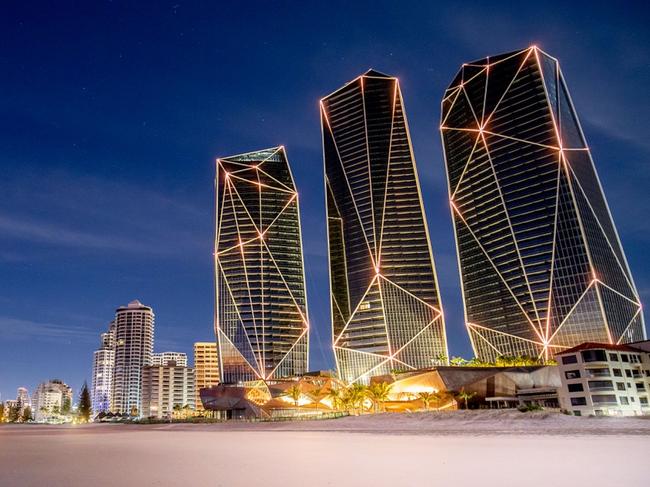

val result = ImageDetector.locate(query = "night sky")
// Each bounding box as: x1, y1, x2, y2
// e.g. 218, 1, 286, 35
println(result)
1, 1, 649, 402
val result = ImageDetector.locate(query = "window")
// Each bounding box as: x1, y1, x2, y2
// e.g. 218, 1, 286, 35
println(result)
622, 354, 629, 363
637, 383, 646, 391
568, 383, 584, 392
586, 368, 610, 378
625, 370, 632, 378
582, 350, 607, 362
588, 380, 613, 391
591, 395, 617, 405
573, 410, 582, 416
620, 397, 629, 405
562, 355, 578, 365
613, 369, 622, 377
565, 370, 580, 380
616, 382, 626, 391
570, 397, 587, 406
640, 397, 648, 406
630, 397, 636, 403
609, 353, 619, 361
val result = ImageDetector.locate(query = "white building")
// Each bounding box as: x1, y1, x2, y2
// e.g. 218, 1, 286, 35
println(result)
152, 352, 187, 367
141, 364, 195, 419
91, 321, 116, 415
111, 300, 154, 415
193, 342, 219, 412
16, 387, 31, 414
557, 341, 650, 416
32, 380, 73, 422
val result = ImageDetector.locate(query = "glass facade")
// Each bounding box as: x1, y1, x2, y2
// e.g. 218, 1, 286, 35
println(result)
215, 147, 309, 383
321, 70, 448, 384
441, 47, 646, 361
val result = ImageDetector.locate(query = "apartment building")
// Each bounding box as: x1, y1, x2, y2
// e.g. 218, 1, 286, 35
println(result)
557, 342, 650, 416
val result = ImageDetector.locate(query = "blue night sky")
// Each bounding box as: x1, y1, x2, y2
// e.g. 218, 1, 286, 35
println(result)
1, 1, 649, 401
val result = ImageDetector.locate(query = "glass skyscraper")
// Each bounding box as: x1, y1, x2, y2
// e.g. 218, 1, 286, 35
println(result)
441, 46, 646, 361
215, 147, 309, 383
321, 70, 448, 384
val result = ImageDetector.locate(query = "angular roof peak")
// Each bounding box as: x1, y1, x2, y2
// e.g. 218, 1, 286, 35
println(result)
363, 68, 393, 78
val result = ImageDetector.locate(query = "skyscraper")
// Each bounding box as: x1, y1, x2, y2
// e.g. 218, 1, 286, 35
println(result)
441, 46, 646, 361
215, 147, 309, 383
91, 321, 115, 414
111, 300, 154, 415
193, 342, 219, 411
321, 70, 448, 384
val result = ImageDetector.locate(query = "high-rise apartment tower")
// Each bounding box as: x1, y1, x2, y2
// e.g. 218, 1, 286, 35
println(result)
111, 300, 154, 414
193, 342, 219, 411
321, 70, 448, 384
91, 321, 115, 414
440, 46, 645, 361
215, 147, 309, 382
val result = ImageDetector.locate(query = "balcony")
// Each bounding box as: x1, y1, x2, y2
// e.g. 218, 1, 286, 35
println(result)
585, 369, 610, 378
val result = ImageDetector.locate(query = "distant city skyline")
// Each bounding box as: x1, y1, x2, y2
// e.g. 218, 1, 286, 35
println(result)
1, 2, 649, 401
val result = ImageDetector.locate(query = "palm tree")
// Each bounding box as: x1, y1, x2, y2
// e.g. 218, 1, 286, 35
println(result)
450, 356, 468, 367
366, 382, 392, 413
417, 391, 434, 410
309, 386, 326, 410
457, 389, 476, 410
343, 384, 367, 414
285, 385, 302, 407
466, 357, 489, 367
434, 353, 448, 366
326, 388, 343, 411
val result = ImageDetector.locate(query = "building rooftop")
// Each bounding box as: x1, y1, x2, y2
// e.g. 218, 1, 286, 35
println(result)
555, 342, 640, 356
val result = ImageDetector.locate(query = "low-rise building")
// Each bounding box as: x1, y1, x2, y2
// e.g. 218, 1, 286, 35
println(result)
141, 362, 195, 419
373, 366, 561, 410
556, 342, 650, 416
32, 380, 73, 422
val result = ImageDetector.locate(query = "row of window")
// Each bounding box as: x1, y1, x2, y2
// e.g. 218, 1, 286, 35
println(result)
567, 381, 646, 392
571, 395, 649, 407
565, 368, 649, 380
561, 350, 645, 365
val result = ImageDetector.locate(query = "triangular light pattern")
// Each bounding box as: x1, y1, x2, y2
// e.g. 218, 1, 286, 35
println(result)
322, 70, 448, 384
441, 47, 646, 361
215, 147, 309, 382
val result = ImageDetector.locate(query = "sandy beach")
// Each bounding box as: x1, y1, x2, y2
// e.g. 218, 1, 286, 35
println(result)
1, 411, 649, 486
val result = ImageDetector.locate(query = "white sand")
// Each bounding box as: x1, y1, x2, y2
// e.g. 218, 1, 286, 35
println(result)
1, 412, 649, 486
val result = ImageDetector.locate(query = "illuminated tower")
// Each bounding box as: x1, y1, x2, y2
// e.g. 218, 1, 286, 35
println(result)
111, 300, 154, 415
215, 147, 309, 383
441, 46, 646, 362
321, 70, 448, 384
91, 321, 115, 414
193, 342, 219, 411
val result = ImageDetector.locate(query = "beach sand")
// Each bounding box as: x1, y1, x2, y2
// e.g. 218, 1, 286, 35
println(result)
1, 411, 648, 486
